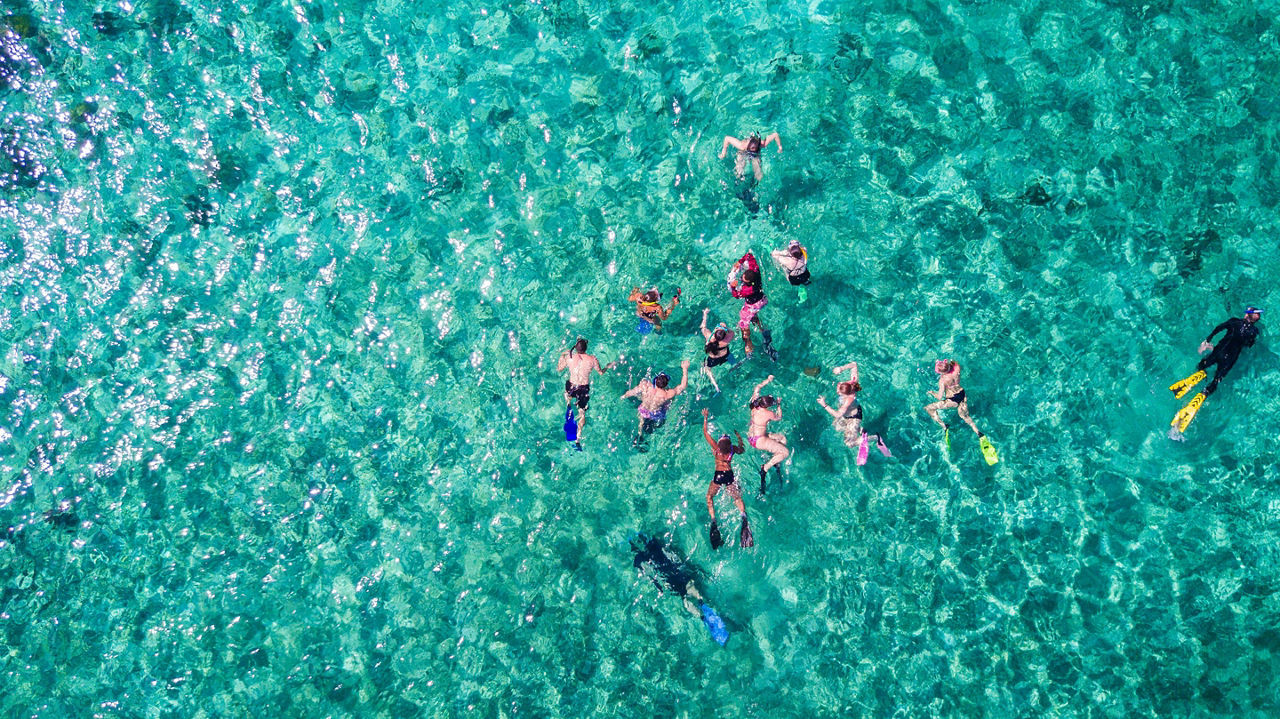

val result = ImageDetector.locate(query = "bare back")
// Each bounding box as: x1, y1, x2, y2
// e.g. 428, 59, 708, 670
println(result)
564, 352, 599, 386
748, 407, 777, 437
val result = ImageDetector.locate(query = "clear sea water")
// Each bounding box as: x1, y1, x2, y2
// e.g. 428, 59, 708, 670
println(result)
3, 0, 1279, 716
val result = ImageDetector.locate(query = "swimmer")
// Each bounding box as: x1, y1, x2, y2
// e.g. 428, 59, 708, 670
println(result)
747, 375, 789, 493
719, 131, 783, 182
622, 359, 691, 439
630, 532, 708, 617
816, 361, 865, 448
627, 287, 681, 332
924, 359, 983, 437
701, 408, 751, 549
769, 240, 811, 289
728, 254, 769, 357
817, 361, 890, 463
1172, 306, 1262, 398
557, 338, 617, 445
699, 308, 737, 394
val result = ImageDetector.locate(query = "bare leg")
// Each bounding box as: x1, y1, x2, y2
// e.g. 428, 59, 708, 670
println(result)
740, 326, 754, 355
706, 483, 721, 520
734, 154, 747, 180
752, 158, 763, 182
757, 435, 789, 472
701, 365, 721, 393
924, 400, 954, 429
956, 402, 982, 436
727, 482, 746, 516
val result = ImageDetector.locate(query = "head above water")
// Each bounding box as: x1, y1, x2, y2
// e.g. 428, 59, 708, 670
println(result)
750, 395, 777, 409
717, 435, 733, 454
1245, 306, 1262, 322
788, 241, 805, 259
742, 269, 760, 285
837, 380, 862, 395
654, 372, 670, 389
643, 289, 660, 303
747, 133, 762, 151
713, 327, 728, 342
935, 359, 956, 374
573, 337, 588, 354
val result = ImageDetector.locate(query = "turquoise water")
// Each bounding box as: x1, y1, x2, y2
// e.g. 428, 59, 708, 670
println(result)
3, 0, 1279, 715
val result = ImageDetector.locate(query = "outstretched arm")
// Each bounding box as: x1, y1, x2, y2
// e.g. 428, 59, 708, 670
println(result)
764, 132, 782, 153
700, 309, 711, 338
702, 409, 717, 448
556, 351, 569, 372
672, 360, 691, 395
732, 430, 746, 454
751, 375, 774, 401
661, 288, 681, 318
833, 361, 859, 383
622, 382, 645, 400
627, 287, 641, 303
719, 135, 745, 158
816, 396, 840, 419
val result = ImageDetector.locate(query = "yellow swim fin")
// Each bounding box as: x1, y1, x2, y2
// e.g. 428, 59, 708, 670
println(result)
978, 436, 999, 465
1169, 370, 1207, 400
1170, 392, 1207, 434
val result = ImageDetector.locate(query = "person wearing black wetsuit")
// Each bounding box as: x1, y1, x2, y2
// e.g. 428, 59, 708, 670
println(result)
630, 533, 703, 616
1196, 307, 1261, 395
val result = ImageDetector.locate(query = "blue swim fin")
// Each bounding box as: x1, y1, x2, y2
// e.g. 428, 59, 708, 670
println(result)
563, 404, 578, 443
700, 604, 729, 646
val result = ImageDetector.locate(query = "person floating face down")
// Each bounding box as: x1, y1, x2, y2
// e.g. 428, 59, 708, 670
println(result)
770, 240, 810, 287
1195, 307, 1262, 396
699, 308, 738, 394
719, 131, 783, 182
627, 287, 681, 333
701, 408, 752, 549
924, 358, 984, 438
816, 361, 891, 462
556, 338, 617, 445
622, 359, 691, 438
747, 374, 789, 493
629, 532, 729, 645
728, 255, 768, 356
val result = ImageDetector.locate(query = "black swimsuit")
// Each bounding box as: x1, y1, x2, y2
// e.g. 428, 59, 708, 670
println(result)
565, 380, 590, 409
713, 469, 736, 486
948, 390, 966, 405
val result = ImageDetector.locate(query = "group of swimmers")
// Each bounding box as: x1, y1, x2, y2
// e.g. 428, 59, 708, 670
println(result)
604, 132, 1264, 645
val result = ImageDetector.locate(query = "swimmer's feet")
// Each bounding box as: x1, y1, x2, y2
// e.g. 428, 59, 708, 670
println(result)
758, 467, 767, 495
573, 441, 583, 452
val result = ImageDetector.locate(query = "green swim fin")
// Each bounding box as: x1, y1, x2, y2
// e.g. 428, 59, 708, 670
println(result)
979, 435, 999, 465
796, 285, 808, 304
1169, 370, 1207, 400
943, 427, 951, 452
1171, 392, 1206, 434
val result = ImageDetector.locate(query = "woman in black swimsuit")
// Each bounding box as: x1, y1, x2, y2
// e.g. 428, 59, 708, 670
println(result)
699, 308, 736, 393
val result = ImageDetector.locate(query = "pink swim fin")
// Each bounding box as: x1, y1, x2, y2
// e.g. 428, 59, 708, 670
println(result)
856, 433, 869, 465
876, 435, 892, 458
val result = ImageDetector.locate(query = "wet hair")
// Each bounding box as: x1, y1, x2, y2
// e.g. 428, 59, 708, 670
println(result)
747, 134, 762, 152
654, 373, 670, 389
837, 381, 861, 395
935, 359, 956, 374
573, 338, 588, 354
704, 328, 728, 353
717, 436, 733, 455
789, 246, 805, 259
643, 290, 660, 302
742, 269, 760, 286
749, 395, 777, 409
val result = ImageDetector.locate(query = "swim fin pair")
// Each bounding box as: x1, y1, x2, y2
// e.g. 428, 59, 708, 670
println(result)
1169, 370, 1207, 400
856, 434, 892, 466
709, 516, 753, 549
1171, 391, 1206, 434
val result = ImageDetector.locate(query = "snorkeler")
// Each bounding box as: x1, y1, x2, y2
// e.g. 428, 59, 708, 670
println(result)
557, 338, 617, 446
719, 131, 783, 182
1169, 307, 1262, 437
630, 532, 729, 645
924, 359, 984, 437
747, 375, 790, 494
627, 286, 681, 333
816, 361, 890, 465
728, 252, 774, 359
769, 240, 811, 302
622, 359, 691, 439
699, 308, 737, 394
701, 409, 752, 549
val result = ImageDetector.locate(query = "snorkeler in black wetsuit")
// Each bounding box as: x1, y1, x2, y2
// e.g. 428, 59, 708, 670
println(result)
1169, 307, 1262, 438
630, 532, 731, 644
1196, 308, 1261, 395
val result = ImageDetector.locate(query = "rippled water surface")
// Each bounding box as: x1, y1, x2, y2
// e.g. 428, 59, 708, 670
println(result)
3, 0, 1279, 716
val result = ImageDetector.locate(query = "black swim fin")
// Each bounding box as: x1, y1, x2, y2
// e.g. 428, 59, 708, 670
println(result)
760, 328, 779, 362
758, 467, 767, 495
739, 515, 754, 548
709, 520, 723, 550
